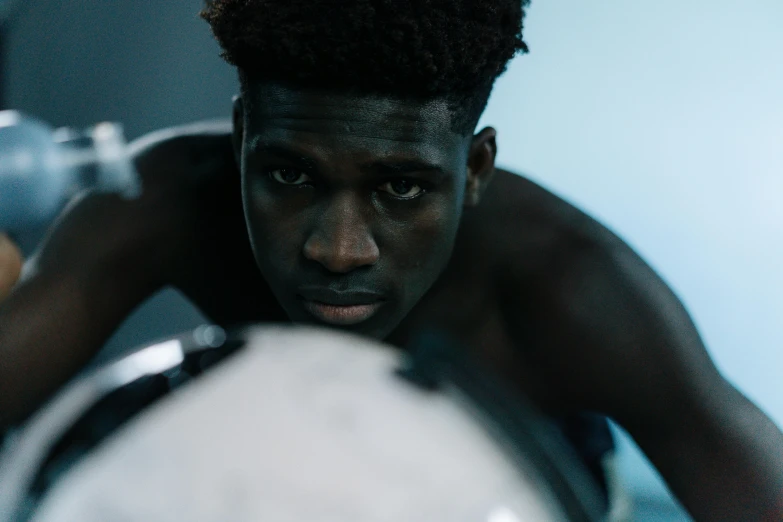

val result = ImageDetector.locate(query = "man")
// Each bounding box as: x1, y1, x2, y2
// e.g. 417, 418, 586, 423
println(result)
0, 1, 781, 519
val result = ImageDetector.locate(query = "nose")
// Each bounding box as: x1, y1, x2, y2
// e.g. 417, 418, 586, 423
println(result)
303, 194, 380, 273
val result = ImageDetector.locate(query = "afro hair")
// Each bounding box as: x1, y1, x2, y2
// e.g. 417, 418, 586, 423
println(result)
202, 0, 530, 133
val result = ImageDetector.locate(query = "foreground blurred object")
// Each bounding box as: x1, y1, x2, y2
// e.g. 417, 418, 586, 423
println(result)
0, 325, 605, 522
0, 232, 21, 301
0, 111, 141, 232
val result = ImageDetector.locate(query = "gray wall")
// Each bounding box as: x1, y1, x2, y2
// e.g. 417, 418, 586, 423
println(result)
5, 0, 236, 139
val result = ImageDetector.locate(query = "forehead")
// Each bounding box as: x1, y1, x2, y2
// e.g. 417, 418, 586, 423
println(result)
242, 84, 467, 162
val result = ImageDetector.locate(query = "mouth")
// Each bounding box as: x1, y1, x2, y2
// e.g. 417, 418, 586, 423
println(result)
297, 287, 386, 326
301, 300, 384, 326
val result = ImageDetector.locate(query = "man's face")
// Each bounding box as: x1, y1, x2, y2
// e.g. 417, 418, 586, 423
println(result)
234, 83, 491, 340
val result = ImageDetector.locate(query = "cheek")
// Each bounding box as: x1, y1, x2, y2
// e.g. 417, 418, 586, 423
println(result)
242, 176, 309, 264
383, 196, 460, 271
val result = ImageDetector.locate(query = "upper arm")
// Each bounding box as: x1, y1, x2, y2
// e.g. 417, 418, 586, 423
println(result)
509, 228, 783, 519
541, 238, 721, 425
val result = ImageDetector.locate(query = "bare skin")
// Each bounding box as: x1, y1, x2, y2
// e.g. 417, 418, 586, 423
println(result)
0, 96, 781, 521
0, 234, 22, 302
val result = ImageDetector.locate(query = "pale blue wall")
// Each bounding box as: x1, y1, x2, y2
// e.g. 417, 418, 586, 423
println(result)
478, 0, 783, 512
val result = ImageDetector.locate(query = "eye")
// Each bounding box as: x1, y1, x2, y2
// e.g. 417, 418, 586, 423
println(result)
379, 179, 424, 199
268, 168, 312, 186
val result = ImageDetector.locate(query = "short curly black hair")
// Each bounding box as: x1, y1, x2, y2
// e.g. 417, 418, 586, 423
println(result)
201, 0, 530, 134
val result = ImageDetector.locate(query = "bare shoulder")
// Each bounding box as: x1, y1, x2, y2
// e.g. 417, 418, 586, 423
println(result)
479, 167, 662, 302
465, 168, 615, 275
125, 121, 277, 325
127, 120, 236, 183
480, 169, 723, 417
128, 119, 233, 156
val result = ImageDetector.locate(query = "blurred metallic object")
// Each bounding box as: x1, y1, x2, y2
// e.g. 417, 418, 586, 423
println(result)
0, 326, 605, 522
0, 325, 233, 522
0, 111, 141, 231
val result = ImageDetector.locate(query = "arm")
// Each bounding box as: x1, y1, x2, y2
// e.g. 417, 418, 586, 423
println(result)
0, 122, 236, 430
0, 233, 22, 302
0, 235, 158, 428
505, 228, 783, 520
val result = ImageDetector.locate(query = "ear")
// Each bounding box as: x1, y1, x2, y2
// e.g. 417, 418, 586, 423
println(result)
231, 95, 244, 169
464, 127, 497, 207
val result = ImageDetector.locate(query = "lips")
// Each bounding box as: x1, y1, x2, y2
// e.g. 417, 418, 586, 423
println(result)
297, 287, 385, 326
301, 300, 383, 325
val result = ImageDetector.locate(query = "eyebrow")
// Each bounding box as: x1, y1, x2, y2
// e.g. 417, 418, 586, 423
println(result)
362, 160, 449, 179
249, 144, 318, 171
250, 143, 450, 179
